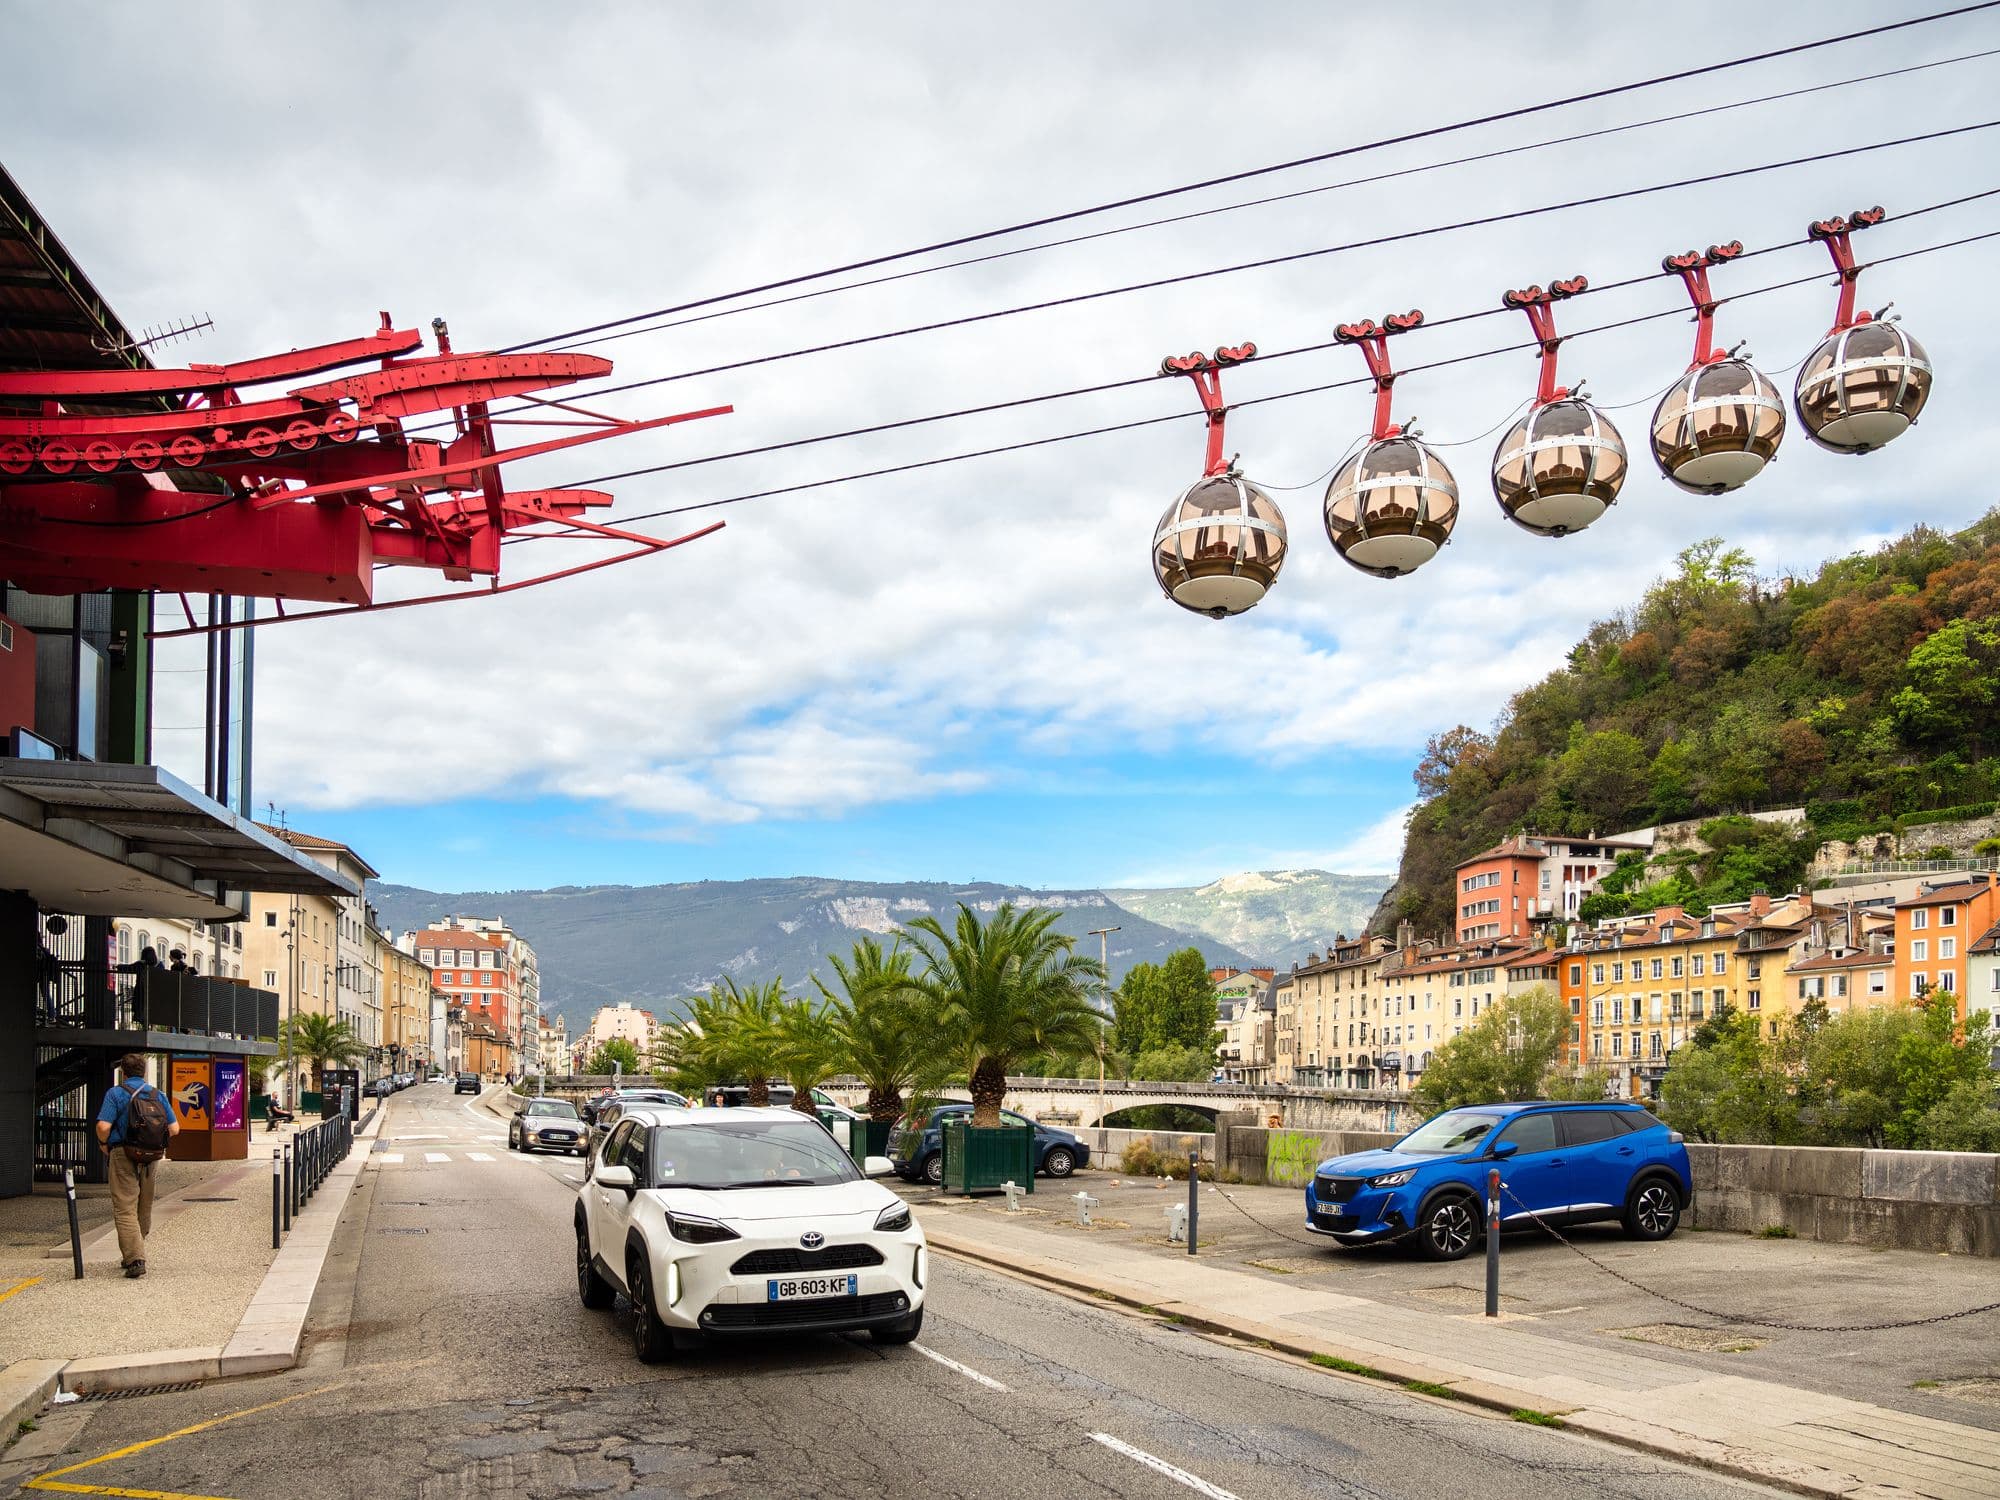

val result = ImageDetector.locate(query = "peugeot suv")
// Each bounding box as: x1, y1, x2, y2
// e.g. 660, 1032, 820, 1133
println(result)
574, 1105, 926, 1361
1304, 1101, 1692, 1261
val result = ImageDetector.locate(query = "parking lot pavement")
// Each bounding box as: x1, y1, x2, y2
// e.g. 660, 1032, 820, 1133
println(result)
890, 1171, 2000, 1434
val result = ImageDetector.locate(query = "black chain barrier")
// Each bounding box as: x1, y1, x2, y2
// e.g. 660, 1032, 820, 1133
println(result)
1211, 1180, 1420, 1252
1497, 1182, 2000, 1332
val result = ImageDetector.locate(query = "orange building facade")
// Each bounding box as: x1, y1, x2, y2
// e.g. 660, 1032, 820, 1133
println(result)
1892, 872, 2000, 1013
413, 928, 518, 1073
1453, 839, 1543, 944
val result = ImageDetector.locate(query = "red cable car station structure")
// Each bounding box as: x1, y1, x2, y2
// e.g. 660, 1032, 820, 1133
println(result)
0, 314, 728, 633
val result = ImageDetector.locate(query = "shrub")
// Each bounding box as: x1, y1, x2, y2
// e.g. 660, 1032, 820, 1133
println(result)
1118, 1137, 1211, 1179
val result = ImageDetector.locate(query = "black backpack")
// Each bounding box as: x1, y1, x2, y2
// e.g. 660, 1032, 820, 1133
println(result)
123, 1085, 173, 1163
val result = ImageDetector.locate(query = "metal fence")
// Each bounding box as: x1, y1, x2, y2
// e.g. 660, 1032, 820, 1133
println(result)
35, 961, 278, 1039
33, 1114, 95, 1184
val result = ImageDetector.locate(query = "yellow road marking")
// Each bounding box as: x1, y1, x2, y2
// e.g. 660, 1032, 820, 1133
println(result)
0, 1276, 41, 1305
25, 1389, 314, 1499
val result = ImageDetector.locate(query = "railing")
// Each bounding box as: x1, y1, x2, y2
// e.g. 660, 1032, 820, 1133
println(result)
1831, 858, 2000, 877
274, 1112, 352, 1246
34, 1114, 96, 1184
35, 962, 278, 1040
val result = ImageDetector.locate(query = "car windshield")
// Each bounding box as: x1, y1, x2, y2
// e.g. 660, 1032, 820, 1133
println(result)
525, 1101, 577, 1119
1396, 1111, 1502, 1156
650, 1118, 860, 1190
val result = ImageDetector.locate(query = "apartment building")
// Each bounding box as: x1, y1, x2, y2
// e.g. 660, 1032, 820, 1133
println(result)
415, 915, 541, 1069
245, 827, 379, 1102
1454, 832, 1646, 943
1892, 872, 2000, 1012
586, 1000, 658, 1061
413, 928, 518, 1074
380, 937, 439, 1072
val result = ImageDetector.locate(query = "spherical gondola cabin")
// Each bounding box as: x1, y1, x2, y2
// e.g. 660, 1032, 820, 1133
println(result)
1491, 397, 1627, 538
1323, 436, 1458, 578
1793, 320, 1931, 454
1650, 357, 1785, 493
1152, 472, 1287, 618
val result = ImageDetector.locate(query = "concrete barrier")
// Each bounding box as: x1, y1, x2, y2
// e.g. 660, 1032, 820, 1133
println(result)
1221, 1126, 1403, 1186
1690, 1142, 2000, 1255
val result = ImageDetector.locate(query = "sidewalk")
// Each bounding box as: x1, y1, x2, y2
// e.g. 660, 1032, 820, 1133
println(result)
917, 1186, 2000, 1500
0, 1111, 375, 1417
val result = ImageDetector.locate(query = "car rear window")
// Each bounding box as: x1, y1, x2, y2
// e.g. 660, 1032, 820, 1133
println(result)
1558, 1110, 1627, 1146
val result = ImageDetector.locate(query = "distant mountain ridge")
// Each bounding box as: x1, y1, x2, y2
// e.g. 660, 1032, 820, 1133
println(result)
1106, 870, 1393, 968
369, 876, 1266, 1030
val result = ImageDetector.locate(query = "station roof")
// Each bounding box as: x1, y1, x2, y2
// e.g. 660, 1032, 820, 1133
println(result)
0, 758, 356, 919
0, 163, 152, 379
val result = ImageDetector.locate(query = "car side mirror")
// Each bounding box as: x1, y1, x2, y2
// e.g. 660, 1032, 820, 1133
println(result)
863, 1155, 897, 1178
594, 1163, 636, 1192
1490, 1140, 1519, 1160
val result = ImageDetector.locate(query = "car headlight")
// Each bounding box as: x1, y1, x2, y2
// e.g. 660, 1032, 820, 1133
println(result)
665, 1212, 740, 1244
1368, 1169, 1417, 1188
875, 1202, 913, 1233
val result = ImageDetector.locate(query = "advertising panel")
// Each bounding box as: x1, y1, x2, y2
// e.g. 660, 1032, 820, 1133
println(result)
213, 1059, 246, 1131
170, 1057, 213, 1131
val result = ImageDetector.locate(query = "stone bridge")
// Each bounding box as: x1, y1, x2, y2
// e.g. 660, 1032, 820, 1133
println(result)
816, 1075, 1410, 1133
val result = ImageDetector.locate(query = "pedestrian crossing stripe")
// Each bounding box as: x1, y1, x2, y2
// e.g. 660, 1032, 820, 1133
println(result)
468, 1152, 496, 1161
424, 1152, 449, 1163
377, 1152, 404, 1164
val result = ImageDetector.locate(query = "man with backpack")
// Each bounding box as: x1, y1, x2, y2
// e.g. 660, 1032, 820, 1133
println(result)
93, 1053, 180, 1278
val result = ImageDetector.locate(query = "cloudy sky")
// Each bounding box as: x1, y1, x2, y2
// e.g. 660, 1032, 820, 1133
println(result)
8, 2, 1999, 893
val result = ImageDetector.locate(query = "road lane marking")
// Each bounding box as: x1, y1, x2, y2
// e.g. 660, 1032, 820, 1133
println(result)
424, 1153, 449, 1163
912, 1344, 1009, 1391
1088, 1434, 1240, 1500
0, 1276, 41, 1306
26, 1388, 314, 1496
467, 1152, 496, 1162
377, 1153, 404, 1164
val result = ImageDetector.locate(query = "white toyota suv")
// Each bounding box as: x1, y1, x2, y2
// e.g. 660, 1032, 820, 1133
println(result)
575, 1105, 926, 1360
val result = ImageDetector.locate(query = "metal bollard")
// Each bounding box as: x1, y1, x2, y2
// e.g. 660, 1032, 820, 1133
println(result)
272, 1149, 282, 1249
1485, 1166, 1501, 1318
63, 1167, 84, 1280
1001, 1180, 1025, 1212
1187, 1150, 1199, 1256
1164, 1202, 1188, 1244
1074, 1190, 1099, 1227
282, 1143, 292, 1231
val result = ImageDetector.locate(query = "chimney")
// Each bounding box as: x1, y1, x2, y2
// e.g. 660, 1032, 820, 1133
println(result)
1657, 905, 1685, 926
1395, 918, 1415, 950
1749, 890, 1772, 918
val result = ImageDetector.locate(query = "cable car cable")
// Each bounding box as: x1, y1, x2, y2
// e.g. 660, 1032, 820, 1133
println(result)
557, 45, 2000, 359
495, 2, 2000, 355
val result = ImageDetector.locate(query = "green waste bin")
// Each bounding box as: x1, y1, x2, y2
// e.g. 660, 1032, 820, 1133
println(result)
836, 1116, 894, 1170
942, 1118, 1034, 1197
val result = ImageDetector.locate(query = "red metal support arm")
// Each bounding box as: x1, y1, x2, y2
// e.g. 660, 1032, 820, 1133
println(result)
1662, 242, 1743, 367
1160, 342, 1256, 476
1501, 276, 1587, 407
1334, 310, 1424, 441
1808, 206, 1887, 334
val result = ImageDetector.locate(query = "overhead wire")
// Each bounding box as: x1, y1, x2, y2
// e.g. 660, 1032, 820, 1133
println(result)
535, 223, 2000, 534
495, 2, 2000, 354
559, 44, 2000, 358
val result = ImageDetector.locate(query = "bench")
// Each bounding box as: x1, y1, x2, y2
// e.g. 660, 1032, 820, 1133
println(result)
264, 1100, 296, 1127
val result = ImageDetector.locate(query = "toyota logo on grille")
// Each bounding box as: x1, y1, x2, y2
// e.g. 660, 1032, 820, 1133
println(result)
799, 1231, 824, 1250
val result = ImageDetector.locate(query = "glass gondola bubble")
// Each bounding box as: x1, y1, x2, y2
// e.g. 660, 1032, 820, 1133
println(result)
1490, 277, 1626, 537
1323, 313, 1458, 578
1793, 207, 1931, 455
1649, 242, 1785, 494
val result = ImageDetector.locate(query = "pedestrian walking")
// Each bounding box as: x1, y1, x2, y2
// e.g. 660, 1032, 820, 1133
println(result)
93, 1053, 180, 1278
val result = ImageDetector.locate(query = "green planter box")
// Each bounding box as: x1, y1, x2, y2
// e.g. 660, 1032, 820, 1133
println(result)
942, 1119, 1034, 1197
842, 1117, 893, 1169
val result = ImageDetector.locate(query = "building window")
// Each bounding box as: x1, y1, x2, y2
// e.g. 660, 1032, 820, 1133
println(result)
1747, 990, 1761, 1011
1670, 993, 1684, 1018
1911, 972, 1927, 995
1592, 964, 1605, 985
1568, 963, 1581, 985
1911, 909, 1929, 931
1714, 953, 1727, 975
1611, 1033, 1623, 1057
1690, 994, 1705, 1019
1611, 998, 1624, 1023
1834, 974, 1848, 998
1911, 940, 1928, 962
1940, 937, 1956, 960
1591, 1000, 1604, 1024
1692, 953, 1705, 976
1649, 1033, 1662, 1059
1939, 970, 1957, 993
1611, 962, 1624, 982
1650, 958, 1664, 980
1869, 970, 1887, 995
1670, 956, 1683, 978
1941, 907, 1957, 927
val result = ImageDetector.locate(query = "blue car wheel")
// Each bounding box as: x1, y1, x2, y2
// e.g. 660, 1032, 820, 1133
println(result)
1416, 1192, 1480, 1261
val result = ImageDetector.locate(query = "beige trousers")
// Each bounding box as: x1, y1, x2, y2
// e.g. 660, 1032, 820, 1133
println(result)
108, 1149, 157, 1266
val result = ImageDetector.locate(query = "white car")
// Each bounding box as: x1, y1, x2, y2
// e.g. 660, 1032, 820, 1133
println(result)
574, 1105, 926, 1360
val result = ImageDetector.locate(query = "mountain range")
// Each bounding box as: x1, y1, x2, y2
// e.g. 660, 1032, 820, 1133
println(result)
370, 869, 1390, 1030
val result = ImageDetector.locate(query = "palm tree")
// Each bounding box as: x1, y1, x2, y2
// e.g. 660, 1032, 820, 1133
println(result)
816, 937, 941, 1124
672, 976, 787, 1104
280, 1011, 363, 1091
903, 903, 1105, 1128
770, 995, 846, 1115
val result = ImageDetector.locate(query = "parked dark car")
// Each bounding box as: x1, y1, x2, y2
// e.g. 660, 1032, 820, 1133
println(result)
703, 1083, 795, 1108
453, 1072, 481, 1095
890, 1104, 1088, 1185
1303, 1101, 1693, 1261
582, 1089, 691, 1173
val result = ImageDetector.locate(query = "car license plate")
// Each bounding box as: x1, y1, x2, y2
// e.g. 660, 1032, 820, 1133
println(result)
767, 1274, 857, 1302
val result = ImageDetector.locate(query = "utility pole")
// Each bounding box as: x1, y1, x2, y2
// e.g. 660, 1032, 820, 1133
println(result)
1088, 926, 1120, 1137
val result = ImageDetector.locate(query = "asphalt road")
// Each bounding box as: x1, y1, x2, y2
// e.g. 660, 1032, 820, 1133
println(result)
3, 1086, 1784, 1500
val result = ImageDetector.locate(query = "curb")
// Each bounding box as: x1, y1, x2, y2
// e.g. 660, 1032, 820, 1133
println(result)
0, 1359, 64, 1444
923, 1226, 1899, 1500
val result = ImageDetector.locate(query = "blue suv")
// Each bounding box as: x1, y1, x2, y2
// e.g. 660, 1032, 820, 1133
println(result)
1304, 1101, 1691, 1261
890, 1105, 1089, 1185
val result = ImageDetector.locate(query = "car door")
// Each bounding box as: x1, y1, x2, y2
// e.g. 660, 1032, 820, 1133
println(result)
1492, 1111, 1568, 1222
590, 1120, 639, 1284
1557, 1109, 1639, 1219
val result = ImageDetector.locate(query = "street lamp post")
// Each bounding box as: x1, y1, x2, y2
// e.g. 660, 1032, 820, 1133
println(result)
1088, 926, 1120, 1136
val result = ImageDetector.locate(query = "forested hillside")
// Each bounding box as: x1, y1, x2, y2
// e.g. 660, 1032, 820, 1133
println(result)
1379, 514, 2000, 938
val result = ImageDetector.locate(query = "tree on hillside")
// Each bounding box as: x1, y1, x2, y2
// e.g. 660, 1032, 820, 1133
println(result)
1409, 988, 1599, 1114
903, 903, 1104, 1128
587, 1038, 641, 1078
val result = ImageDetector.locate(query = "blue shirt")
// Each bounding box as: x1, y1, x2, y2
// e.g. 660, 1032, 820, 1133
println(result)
96, 1080, 177, 1146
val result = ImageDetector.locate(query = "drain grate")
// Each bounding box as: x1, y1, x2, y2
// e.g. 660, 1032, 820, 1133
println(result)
374, 1226, 428, 1235
73, 1381, 201, 1402
181, 1196, 236, 1203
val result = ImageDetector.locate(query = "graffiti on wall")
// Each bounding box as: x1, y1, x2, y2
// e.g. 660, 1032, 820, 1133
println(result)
1264, 1130, 1324, 1187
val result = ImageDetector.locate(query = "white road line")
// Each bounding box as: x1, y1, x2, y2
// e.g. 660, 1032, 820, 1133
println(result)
467, 1152, 496, 1162
1088, 1434, 1240, 1500
424, 1152, 450, 1163
912, 1344, 1009, 1392
378, 1152, 405, 1164
393, 1134, 448, 1141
